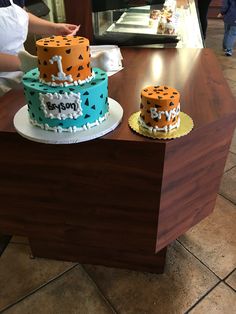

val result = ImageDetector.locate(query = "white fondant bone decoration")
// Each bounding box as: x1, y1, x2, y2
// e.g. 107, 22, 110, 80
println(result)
90, 49, 122, 72
49, 55, 73, 82
139, 115, 180, 133
18, 51, 73, 82
18, 50, 38, 73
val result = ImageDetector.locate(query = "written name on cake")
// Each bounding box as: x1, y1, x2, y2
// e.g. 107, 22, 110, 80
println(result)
150, 104, 180, 121
39, 92, 82, 120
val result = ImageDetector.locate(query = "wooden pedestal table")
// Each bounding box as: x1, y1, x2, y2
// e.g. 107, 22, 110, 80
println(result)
0, 48, 235, 273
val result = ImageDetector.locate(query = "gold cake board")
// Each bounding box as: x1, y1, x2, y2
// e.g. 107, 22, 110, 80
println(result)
128, 111, 194, 140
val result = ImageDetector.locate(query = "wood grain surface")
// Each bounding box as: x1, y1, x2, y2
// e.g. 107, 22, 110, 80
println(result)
1, 49, 235, 136
0, 48, 235, 272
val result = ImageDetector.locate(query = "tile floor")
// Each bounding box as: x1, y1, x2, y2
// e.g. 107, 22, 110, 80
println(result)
0, 19, 235, 314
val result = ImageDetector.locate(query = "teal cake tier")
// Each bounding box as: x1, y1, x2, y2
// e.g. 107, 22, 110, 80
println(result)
22, 68, 108, 132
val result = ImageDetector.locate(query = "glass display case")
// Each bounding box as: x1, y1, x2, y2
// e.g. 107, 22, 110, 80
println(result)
91, 0, 203, 47
92, 0, 178, 45
64, 0, 203, 48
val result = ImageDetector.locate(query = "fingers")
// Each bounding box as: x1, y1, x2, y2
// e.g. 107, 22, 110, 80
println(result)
67, 24, 80, 30
70, 25, 81, 36
58, 24, 80, 35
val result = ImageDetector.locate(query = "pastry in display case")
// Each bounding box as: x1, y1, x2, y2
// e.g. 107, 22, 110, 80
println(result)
64, 0, 203, 48
92, 0, 180, 45
149, 0, 179, 35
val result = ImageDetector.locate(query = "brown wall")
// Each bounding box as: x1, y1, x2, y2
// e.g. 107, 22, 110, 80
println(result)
208, 0, 221, 18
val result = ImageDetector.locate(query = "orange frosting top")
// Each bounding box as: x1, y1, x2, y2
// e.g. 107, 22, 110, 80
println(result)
141, 85, 180, 111
37, 35, 89, 48
36, 35, 92, 85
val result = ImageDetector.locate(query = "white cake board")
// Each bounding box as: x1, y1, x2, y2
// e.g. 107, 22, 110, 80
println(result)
13, 98, 123, 144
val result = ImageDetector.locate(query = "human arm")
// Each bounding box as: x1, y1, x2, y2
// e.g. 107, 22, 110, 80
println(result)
221, 0, 230, 15
27, 12, 79, 36
0, 53, 21, 72
0, 9, 78, 73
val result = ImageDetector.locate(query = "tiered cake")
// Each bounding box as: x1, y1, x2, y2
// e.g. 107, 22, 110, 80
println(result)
22, 35, 109, 133
139, 85, 180, 133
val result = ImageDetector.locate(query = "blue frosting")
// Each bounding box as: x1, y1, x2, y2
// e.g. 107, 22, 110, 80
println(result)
22, 67, 109, 132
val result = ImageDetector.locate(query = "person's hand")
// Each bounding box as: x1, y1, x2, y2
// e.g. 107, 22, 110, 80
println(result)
52, 23, 80, 36
217, 13, 223, 18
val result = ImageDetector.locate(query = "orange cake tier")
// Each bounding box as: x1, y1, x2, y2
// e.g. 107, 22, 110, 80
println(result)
139, 85, 180, 133
36, 35, 93, 86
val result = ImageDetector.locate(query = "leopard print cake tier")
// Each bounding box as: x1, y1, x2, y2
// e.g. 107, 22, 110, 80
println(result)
36, 35, 93, 86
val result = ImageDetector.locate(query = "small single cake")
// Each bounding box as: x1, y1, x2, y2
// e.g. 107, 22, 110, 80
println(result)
22, 35, 109, 133
36, 35, 93, 86
139, 85, 180, 133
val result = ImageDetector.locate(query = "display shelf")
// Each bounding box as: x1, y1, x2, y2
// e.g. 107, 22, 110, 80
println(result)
64, 0, 203, 47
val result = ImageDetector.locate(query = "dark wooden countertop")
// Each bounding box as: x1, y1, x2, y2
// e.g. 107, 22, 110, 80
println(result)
0, 48, 235, 142
0, 47, 235, 272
